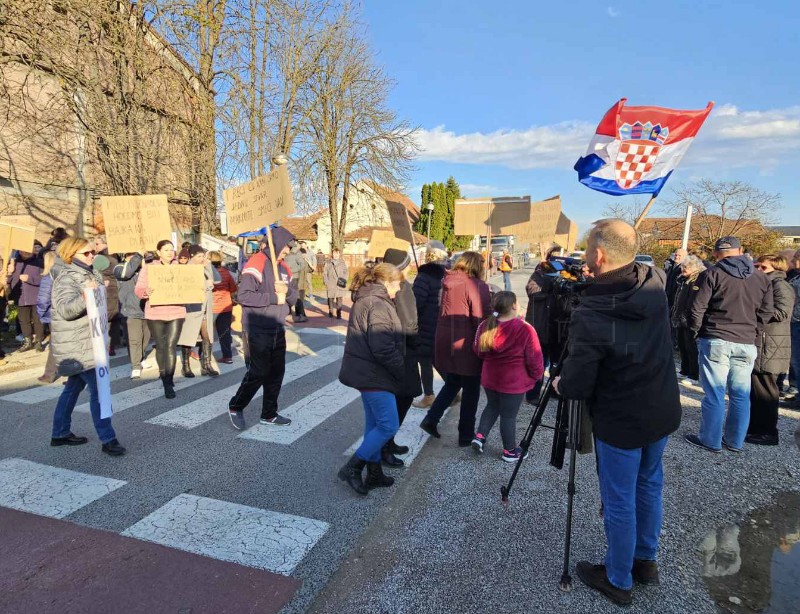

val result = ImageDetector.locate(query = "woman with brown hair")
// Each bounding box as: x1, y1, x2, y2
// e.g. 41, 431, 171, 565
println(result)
135, 240, 186, 398
420, 251, 491, 446
338, 263, 405, 495
747, 254, 795, 445
50, 237, 124, 455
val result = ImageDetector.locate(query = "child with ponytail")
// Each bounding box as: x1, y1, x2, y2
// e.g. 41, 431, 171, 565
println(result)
471, 291, 544, 461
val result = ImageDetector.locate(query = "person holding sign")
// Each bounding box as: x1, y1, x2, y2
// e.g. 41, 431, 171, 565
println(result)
7, 241, 45, 352
49, 238, 125, 456
135, 240, 186, 399
227, 227, 297, 430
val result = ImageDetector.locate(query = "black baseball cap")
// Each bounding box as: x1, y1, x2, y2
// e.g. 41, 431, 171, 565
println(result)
713, 236, 741, 251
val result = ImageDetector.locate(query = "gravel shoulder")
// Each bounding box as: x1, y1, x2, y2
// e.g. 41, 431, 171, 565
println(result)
308, 391, 800, 614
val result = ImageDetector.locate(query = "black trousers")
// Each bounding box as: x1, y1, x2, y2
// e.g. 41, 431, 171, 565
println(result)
749, 371, 779, 437
147, 319, 183, 378
229, 329, 286, 419
18, 304, 44, 340
295, 290, 307, 318
677, 327, 699, 380
395, 394, 414, 427
327, 297, 343, 312
418, 356, 441, 397
424, 372, 482, 443
215, 311, 233, 359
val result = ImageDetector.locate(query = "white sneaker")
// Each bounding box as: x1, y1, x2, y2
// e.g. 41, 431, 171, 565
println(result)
130, 369, 142, 379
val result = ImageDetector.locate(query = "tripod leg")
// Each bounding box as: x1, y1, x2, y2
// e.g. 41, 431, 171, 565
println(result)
501, 380, 554, 502
560, 400, 582, 591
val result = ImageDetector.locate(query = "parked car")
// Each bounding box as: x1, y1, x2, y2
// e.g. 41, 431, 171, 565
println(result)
635, 254, 655, 266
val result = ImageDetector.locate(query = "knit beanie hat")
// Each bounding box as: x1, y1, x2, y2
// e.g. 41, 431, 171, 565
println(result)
382, 248, 411, 271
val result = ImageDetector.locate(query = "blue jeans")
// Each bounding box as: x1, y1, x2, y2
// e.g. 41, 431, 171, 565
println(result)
355, 391, 399, 462
596, 436, 669, 590
502, 271, 512, 291
790, 322, 800, 388
52, 369, 116, 443
697, 338, 757, 450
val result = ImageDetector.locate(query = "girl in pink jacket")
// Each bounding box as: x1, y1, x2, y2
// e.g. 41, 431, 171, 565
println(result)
471, 291, 544, 461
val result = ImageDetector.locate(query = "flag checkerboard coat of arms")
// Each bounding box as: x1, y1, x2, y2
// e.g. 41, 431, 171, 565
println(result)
574, 99, 714, 196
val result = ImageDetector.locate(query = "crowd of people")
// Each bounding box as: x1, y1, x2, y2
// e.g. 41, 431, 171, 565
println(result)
3, 217, 799, 607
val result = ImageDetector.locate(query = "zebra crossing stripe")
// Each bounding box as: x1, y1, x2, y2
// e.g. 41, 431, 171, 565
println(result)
0, 458, 126, 519
146, 345, 344, 429
238, 380, 360, 445
121, 493, 329, 575
1, 364, 134, 404
74, 356, 245, 414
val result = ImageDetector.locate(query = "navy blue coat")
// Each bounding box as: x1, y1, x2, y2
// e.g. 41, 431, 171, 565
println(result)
412, 262, 445, 357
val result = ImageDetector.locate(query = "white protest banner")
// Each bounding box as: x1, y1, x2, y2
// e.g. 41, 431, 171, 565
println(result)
84, 284, 113, 419
148, 264, 206, 306
223, 165, 296, 236
100, 194, 172, 254
385, 200, 415, 244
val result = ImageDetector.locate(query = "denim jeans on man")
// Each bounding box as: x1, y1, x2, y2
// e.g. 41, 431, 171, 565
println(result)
355, 391, 399, 462
790, 322, 800, 389
596, 436, 668, 590
697, 337, 757, 450
503, 271, 512, 292
52, 369, 116, 443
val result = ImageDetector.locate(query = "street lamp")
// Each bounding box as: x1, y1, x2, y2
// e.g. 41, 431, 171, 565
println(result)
425, 201, 434, 242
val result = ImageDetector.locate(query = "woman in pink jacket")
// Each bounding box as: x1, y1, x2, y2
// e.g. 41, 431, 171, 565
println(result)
471, 291, 544, 462
135, 240, 186, 399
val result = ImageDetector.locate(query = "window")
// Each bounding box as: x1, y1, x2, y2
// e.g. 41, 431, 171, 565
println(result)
0, 176, 13, 188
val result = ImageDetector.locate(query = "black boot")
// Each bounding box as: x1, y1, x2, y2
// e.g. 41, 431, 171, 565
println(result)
381, 443, 405, 467
365, 462, 395, 489
34, 338, 44, 352
200, 342, 219, 377
336, 308, 342, 319
17, 337, 33, 352
388, 439, 410, 455
181, 347, 194, 378
162, 374, 176, 399
338, 455, 368, 495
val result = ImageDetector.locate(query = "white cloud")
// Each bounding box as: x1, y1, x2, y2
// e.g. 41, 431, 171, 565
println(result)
414, 104, 800, 174
607, 6, 620, 18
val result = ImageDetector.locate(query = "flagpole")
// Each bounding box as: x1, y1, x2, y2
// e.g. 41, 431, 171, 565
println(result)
633, 194, 658, 230
681, 205, 693, 250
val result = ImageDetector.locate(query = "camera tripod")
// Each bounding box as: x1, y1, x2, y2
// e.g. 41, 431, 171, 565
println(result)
500, 365, 586, 592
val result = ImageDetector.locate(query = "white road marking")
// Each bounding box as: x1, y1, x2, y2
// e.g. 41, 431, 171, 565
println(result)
1, 364, 134, 404
74, 355, 245, 414
121, 493, 329, 575
146, 345, 344, 429
0, 458, 126, 519
238, 380, 359, 445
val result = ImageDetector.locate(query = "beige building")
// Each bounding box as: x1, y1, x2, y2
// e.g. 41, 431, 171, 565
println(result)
0, 2, 213, 243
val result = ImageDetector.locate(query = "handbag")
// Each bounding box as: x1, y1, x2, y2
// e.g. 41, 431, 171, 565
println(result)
332, 261, 347, 288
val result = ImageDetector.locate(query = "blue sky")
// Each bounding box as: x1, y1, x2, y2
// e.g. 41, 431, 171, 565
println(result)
361, 0, 800, 233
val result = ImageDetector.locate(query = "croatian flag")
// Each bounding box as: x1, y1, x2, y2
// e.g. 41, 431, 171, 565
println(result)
574, 99, 714, 196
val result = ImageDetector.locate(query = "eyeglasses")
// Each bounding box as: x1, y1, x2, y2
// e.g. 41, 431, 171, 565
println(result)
79, 250, 96, 256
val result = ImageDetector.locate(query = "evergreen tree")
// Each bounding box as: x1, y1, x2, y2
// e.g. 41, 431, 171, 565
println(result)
414, 176, 472, 249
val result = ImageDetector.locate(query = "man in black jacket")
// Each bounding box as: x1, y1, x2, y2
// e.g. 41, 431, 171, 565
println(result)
685, 236, 772, 453
554, 219, 681, 606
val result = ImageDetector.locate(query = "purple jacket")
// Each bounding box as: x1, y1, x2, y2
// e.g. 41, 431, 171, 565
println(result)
9, 256, 43, 307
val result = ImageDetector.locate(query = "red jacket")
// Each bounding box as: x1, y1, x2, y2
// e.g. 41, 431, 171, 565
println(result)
212, 266, 238, 314
473, 317, 544, 394
433, 270, 491, 376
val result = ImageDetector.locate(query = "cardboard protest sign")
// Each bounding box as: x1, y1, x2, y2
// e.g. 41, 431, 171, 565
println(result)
223, 165, 296, 236
0, 221, 36, 264
367, 229, 411, 258
385, 200, 415, 244
83, 284, 113, 419
507, 195, 563, 249
100, 194, 172, 254
147, 264, 206, 306
454, 196, 532, 236
554, 213, 578, 252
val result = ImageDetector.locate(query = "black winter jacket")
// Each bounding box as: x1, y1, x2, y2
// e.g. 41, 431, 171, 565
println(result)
754, 270, 795, 374
412, 262, 445, 357
670, 272, 702, 329
559, 262, 682, 449
339, 282, 405, 394
524, 264, 556, 345
393, 281, 423, 398
688, 256, 773, 345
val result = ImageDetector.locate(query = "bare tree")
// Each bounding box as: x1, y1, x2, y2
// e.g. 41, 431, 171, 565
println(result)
664, 179, 781, 251
1, 1, 212, 229
601, 197, 658, 226
299, 16, 417, 249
